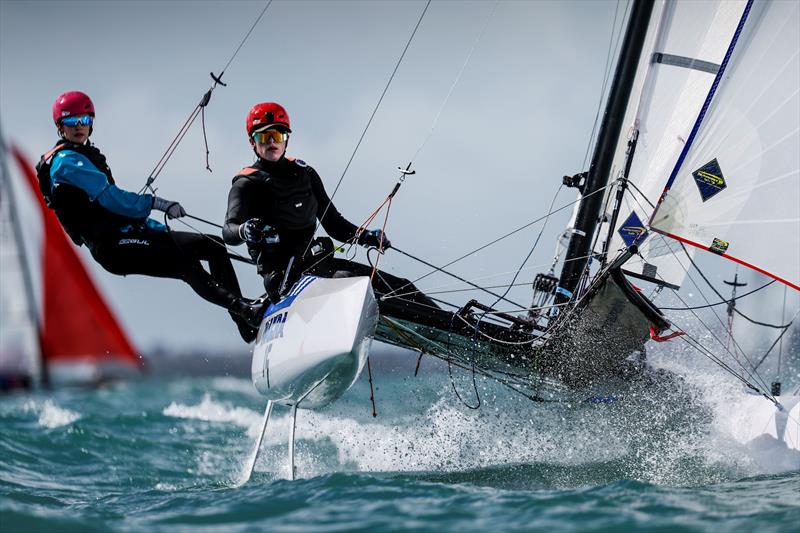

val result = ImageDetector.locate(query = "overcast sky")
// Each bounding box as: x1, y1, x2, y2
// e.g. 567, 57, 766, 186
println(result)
2, 0, 794, 356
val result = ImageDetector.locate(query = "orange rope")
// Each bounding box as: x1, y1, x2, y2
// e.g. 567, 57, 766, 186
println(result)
353, 189, 398, 418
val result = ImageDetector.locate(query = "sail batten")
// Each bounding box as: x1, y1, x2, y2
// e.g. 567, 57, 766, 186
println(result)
652, 53, 719, 74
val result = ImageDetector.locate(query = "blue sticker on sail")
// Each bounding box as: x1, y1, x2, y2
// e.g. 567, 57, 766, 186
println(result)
692, 158, 727, 202
618, 211, 649, 247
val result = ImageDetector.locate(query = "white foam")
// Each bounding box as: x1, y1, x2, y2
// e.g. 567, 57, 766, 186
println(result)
243, 365, 796, 483
163, 393, 262, 430
232, 392, 641, 480
165, 345, 800, 483
23, 399, 81, 428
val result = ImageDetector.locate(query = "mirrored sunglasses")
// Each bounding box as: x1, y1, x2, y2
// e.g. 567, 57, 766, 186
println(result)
61, 115, 94, 127
252, 129, 288, 144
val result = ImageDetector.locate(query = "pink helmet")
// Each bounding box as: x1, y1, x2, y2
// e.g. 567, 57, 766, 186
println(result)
52, 91, 95, 125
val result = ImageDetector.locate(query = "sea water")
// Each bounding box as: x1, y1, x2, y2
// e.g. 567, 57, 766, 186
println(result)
1, 351, 798, 532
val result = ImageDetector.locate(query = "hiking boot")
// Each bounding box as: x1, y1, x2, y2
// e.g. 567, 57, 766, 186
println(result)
229, 297, 268, 329
229, 312, 258, 343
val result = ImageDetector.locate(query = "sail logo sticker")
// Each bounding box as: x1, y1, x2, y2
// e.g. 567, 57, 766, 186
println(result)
692, 158, 727, 202
618, 211, 649, 247
709, 238, 729, 255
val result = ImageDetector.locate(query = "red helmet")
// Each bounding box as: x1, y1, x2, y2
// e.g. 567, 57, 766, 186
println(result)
52, 91, 95, 125
246, 102, 291, 137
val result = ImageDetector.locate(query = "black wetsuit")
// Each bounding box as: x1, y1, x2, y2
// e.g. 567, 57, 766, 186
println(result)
223, 156, 358, 276
41, 140, 243, 311
223, 156, 438, 308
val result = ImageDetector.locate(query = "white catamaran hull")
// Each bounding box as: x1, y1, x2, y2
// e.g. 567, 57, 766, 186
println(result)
730, 394, 800, 471
251, 275, 378, 409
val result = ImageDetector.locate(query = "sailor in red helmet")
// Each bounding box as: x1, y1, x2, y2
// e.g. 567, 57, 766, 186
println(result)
223, 102, 435, 306
39, 91, 265, 342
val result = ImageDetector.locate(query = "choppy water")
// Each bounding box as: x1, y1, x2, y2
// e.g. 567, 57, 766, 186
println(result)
2, 354, 799, 532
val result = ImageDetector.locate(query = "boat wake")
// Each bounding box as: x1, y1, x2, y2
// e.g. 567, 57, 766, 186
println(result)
160, 356, 797, 487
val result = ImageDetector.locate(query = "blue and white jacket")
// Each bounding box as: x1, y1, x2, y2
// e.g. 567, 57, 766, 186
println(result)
39, 141, 165, 247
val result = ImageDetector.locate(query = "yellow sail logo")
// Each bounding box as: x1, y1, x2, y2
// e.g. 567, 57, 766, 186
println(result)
695, 170, 724, 187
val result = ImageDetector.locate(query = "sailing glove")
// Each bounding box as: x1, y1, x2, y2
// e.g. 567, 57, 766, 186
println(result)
152, 196, 186, 219
358, 229, 391, 250
239, 218, 272, 244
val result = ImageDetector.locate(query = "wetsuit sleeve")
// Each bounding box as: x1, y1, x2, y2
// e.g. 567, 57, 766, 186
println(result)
223, 177, 255, 245
50, 150, 153, 219
309, 168, 359, 242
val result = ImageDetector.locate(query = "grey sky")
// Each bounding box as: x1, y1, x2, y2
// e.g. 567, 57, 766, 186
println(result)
3, 0, 623, 352
10, 0, 786, 356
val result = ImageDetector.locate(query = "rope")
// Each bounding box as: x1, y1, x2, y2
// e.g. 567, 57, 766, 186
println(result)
306, 0, 432, 258
684, 251, 792, 329
477, 184, 563, 326
663, 271, 775, 399
392, 247, 528, 310
380, 316, 548, 403
408, 0, 499, 163
777, 285, 788, 382
753, 308, 799, 372
379, 255, 594, 304
581, 0, 629, 170
671, 321, 778, 406
172, 214, 254, 265
456, 315, 541, 347
306, 0, 495, 267
219, 2, 272, 74
443, 314, 481, 410
382, 183, 612, 302
622, 183, 785, 394
139, 0, 272, 193
659, 280, 776, 310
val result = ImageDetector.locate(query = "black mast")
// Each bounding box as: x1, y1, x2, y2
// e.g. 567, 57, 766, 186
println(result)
556, 0, 654, 304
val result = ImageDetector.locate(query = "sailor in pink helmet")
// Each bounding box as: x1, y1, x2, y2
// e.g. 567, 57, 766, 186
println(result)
38, 91, 265, 342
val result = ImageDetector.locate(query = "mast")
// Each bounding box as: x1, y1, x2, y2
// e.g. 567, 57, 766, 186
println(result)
0, 126, 48, 388
556, 0, 654, 304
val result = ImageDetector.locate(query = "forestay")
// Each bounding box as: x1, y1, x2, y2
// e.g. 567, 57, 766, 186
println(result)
650, 0, 800, 291
598, 0, 745, 288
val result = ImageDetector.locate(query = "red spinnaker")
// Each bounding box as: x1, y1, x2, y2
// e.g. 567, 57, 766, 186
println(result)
10, 146, 140, 368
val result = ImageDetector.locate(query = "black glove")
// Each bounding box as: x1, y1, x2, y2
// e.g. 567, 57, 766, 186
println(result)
239, 218, 269, 244
358, 229, 391, 250
152, 196, 186, 219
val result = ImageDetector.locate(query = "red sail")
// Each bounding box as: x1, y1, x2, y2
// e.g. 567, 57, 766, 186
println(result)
10, 146, 140, 369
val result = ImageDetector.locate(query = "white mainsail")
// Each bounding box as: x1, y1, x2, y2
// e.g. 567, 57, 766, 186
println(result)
596, 0, 746, 288
0, 138, 41, 387
650, 0, 800, 291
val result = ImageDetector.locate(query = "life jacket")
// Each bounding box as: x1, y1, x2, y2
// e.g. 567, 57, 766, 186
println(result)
36, 141, 116, 206
233, 157, 319, 232
36, 141, 133, 247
